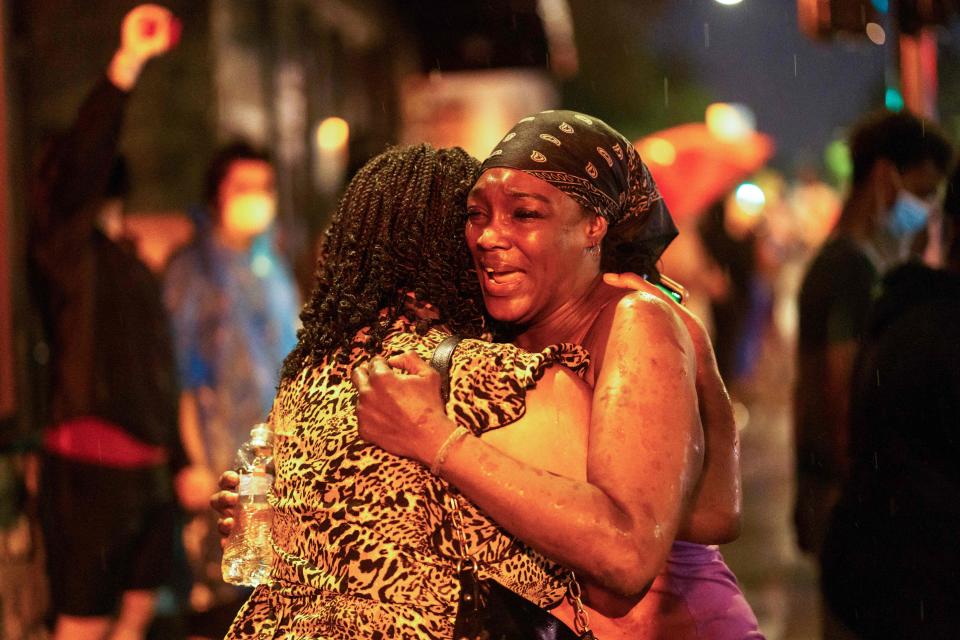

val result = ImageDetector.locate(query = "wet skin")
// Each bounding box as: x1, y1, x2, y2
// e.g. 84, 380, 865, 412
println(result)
465, 167, 608, 346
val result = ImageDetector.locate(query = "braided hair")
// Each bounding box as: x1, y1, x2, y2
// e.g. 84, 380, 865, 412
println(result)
281, 144, 484, 381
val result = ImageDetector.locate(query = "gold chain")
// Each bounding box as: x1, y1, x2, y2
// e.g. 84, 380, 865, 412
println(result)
448, 494, 478, 574
566, 571, 593, 637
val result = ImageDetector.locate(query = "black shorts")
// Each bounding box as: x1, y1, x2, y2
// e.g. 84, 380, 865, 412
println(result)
41, 454, 177, 617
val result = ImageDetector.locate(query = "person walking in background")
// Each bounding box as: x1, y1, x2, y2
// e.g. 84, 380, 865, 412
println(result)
792, 110, 951, 559
698, 198, 761, 384
163, 141, 300, 639
818, 164, 960, 639
27, 5, 198, 639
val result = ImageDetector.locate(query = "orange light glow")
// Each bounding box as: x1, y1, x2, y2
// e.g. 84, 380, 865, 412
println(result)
642, 137, 677, 166
635, 122, 774, 222
316, 117, 350, 151
706, 103, 755, 142
866, 22, 886, 46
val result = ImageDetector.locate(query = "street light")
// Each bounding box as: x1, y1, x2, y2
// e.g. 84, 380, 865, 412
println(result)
714, 0, 744, 5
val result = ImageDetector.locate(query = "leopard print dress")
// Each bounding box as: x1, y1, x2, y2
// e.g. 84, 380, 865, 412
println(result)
226, 315, 589, 639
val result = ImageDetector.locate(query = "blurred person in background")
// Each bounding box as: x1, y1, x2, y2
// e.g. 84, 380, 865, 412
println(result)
818, 161, 960, 639
27, 5, 199, 639
163, 141, 300, 639
792, 110, 952, 559
698, 198, 761, 384
657, 215, 730, 340
787, 164, 843, 253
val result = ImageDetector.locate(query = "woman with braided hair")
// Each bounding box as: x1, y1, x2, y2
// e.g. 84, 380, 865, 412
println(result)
225, 143, 608, 639
280, 144, 486, 373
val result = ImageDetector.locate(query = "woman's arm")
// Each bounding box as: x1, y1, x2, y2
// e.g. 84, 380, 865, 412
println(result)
174, 389, 218, 512
353, 293, 704, 597
31, 5, 176, 239
604, 272, 741, 544
678, 326, 741, 543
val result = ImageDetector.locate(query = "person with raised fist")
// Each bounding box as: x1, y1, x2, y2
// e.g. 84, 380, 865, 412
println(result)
28, 6, 196, 640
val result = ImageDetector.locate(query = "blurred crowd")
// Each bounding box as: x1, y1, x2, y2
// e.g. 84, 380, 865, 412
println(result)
658, 102, 959, 639
1, 4, 959, 640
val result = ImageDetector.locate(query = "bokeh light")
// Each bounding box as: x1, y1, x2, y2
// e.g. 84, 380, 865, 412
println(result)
706, 102, 756, 141
315, 117, 350, 150
735, 182, 766, 215
824, 139, 852, 184
885, 87, 905, 112
641, 137, 677, 166
866, 22, 886, 45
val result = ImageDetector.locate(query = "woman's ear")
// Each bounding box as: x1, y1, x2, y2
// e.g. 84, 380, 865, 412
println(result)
585, 212, 608, 248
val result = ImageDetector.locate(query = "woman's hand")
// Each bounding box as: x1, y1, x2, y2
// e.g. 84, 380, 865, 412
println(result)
211, 470, 239, 546
351, 353, 459, 468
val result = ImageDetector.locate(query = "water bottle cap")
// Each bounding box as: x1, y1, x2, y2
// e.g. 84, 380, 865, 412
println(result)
249, 423, 273, 446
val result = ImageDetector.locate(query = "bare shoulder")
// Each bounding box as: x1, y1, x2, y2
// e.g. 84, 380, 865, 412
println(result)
613, 288, 677, 323
587, 285, 686, 355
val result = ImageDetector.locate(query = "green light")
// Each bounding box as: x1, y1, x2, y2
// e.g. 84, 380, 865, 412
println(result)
825, 139, 852, 184
654, 283, 683, 304
885, 87, 905, 112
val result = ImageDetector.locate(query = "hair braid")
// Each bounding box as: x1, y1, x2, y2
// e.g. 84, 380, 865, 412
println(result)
281, 144, 484, 381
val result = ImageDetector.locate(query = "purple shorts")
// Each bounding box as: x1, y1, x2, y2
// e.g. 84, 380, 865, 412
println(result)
641, 541, 765, 639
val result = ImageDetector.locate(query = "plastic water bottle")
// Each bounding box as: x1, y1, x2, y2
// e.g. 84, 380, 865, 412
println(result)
221, 423, 274, 586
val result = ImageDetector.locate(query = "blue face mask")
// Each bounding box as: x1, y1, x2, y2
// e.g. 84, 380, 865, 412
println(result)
887, 189, 932, 238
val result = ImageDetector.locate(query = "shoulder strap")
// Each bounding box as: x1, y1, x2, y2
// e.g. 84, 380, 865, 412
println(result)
429, 335, 461, 404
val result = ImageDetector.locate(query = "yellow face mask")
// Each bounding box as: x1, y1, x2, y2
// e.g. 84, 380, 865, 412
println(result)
221, 192, 276, 238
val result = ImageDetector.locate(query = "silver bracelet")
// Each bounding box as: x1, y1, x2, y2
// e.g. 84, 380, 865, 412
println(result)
430, 426, 471, 476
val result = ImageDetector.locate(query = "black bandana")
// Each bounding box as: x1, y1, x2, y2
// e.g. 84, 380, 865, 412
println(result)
480, 110, 678, 260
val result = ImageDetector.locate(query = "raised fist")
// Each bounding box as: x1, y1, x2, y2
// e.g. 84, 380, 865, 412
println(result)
108, 4, 180, 90
119, 4, 181, 63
